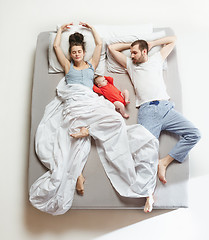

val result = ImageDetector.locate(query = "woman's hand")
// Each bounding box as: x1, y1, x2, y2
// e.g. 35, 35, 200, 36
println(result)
60, 22, 73, 32
79, 22, 93, 30
54, 23, 73, 73
79, 22, 102, 70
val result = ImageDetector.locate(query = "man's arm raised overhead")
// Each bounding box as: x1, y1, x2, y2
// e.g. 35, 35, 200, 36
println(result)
108, 43, 131, 69
148, 36, 177, 60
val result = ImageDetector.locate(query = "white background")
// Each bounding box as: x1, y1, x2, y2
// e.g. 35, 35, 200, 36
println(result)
0, 0, 209, 239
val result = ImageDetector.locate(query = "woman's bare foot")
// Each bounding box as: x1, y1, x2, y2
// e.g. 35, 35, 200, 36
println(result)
70, 127, 89, 138
76, 174, 85, 195
144, 195, 154, 213
158, 155, 174, 184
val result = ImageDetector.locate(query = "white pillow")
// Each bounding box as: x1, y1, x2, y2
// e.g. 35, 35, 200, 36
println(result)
106, 31, 167, 73
48, 24, 154, 74
94, 24, 153, 39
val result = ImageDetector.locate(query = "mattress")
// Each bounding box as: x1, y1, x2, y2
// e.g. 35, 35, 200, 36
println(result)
28, 27, 189, 210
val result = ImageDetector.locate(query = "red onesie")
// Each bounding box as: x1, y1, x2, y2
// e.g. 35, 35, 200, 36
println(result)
93, 76, 126, 105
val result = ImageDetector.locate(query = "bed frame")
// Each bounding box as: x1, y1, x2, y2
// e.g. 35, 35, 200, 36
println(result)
28, 28, 189, 210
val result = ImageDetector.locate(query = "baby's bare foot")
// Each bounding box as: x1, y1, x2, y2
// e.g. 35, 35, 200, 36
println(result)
123, 113, 129, 119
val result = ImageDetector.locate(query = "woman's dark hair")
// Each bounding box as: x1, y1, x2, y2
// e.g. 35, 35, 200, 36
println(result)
69, 32, 85, 53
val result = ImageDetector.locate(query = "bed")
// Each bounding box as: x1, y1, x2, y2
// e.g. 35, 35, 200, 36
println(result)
28, 26, 189, 212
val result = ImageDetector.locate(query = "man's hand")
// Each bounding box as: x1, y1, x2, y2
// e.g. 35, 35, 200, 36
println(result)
147, 41, 154, 51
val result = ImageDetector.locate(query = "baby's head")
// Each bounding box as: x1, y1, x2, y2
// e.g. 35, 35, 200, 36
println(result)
94, 75, 108, 88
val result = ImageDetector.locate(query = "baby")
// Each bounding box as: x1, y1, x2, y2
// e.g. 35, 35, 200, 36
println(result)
70, 76, 129, 196
70, 76, 129, 138
93, 75, 130, 118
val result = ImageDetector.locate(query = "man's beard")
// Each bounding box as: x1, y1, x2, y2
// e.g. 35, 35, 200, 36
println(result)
132, 54, 146, 65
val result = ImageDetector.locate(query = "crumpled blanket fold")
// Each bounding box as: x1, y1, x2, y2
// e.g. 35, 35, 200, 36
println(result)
29, 78, 159, 215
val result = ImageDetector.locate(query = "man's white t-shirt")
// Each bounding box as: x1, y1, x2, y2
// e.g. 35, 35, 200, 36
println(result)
126, 52, 170, 107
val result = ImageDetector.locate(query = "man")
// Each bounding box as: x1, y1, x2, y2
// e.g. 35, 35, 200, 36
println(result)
108, 36, 201, 184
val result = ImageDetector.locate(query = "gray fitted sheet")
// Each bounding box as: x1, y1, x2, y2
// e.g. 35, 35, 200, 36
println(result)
28, 28, 189, 209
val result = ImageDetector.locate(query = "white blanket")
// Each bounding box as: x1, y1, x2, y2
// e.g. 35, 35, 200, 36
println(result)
29, 78, 159, 215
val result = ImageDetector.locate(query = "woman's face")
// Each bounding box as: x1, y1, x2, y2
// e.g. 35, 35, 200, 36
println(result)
70, 45, 85, 63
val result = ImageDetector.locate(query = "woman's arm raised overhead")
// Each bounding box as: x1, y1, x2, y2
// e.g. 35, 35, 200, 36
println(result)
79, 22, 103, 70
53, 23, 73, 74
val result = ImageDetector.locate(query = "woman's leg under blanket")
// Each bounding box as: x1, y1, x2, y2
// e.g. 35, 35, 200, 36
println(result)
30, 126, 91, 215
84, 106, 158, 198
126, 125, 159, 197
82, 107, 138, 197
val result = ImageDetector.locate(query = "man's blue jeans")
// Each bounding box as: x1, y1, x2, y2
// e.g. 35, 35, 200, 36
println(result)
137, 100, 201, 162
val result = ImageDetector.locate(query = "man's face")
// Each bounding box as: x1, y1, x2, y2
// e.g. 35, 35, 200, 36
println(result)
130, 45, 146, 64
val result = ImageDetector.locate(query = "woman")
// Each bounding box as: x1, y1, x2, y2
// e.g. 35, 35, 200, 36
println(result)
53, 22, 102, 196
29, 22, 159, 215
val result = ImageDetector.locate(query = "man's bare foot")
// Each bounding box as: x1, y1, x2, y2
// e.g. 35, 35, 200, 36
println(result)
158, 155, 174, 184
76, 174, 85, 195
158, 159, 167, 184
70, 127, 89, 138
144, 195, 154, 213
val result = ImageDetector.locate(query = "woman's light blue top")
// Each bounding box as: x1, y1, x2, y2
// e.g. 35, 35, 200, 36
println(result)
65, 61, 94, 90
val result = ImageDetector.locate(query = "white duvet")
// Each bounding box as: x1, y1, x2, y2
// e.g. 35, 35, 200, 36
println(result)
29, 78, 159, 215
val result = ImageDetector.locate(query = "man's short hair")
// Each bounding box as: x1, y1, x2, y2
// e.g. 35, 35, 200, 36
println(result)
131, 40, 148, 52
